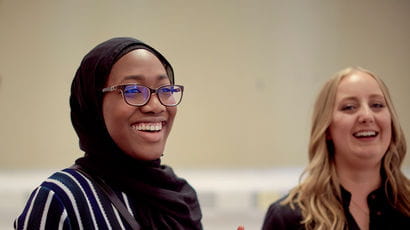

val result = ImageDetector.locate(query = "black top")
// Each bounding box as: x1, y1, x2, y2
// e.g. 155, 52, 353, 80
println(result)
262, 186, 410, 230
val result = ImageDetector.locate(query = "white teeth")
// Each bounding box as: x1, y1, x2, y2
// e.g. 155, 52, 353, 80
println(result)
354, 131, 376, 137
134, 122, 162, 131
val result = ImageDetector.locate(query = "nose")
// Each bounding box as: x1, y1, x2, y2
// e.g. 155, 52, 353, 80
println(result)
140, 93, 166, 113
358, 105, 374, 124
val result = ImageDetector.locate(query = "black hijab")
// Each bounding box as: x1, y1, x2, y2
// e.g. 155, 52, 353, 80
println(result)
70, 37, 202, 229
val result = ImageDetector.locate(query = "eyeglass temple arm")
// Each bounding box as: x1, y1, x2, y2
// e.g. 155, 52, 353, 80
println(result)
102, 86, 117, 93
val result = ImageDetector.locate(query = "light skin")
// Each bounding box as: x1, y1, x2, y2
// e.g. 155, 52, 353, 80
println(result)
328, 71, 392, 230
102, 49, 177, 161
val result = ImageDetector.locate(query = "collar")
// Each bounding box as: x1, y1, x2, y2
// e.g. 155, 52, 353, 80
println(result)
340, 185, 388, 209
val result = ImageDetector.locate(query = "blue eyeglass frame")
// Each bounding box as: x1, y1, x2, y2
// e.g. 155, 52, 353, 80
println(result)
102, 84, 184, 107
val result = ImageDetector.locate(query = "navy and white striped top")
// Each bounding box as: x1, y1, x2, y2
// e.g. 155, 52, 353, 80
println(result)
14, 168, 137, 229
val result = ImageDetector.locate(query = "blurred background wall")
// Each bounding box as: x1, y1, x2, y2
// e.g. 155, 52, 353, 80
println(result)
0, 0, 409, 170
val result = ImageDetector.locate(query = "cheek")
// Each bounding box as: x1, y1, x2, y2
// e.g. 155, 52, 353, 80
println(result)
169, 107, 177, 118
328, 116, 352, 147
102, 100, 116, 138
102, 97, 116, 126
328, 116, 343, 140
328, 124, 341, 143
167, 107, 177, 128
102, 96, 129, 135
380, 113, 392, 140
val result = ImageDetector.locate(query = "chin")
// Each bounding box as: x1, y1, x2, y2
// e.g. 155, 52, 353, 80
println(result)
129, 148, 164, 161
354, 151, 384, 161
132, 153, 161, 161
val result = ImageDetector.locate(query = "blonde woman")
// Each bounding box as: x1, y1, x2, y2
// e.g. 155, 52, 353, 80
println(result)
262, 67, 410, 230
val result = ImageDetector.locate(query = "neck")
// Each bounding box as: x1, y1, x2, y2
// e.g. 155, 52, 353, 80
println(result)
336, 163, 381, 196
335, 152, 383, 195
336, 164, 378, 230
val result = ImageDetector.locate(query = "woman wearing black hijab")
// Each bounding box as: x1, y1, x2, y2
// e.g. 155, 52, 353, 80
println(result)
14, 37, 203, 230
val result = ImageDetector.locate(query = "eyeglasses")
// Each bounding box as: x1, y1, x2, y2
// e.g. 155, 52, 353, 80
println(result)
102, 84, 184, 107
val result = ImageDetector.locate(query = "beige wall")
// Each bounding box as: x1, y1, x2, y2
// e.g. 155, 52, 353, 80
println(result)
0, 0, 409, 169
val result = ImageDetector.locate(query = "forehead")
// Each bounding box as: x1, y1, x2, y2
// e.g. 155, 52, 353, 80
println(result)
335, 71, 384, 100
113, 49, 165, 72
106, 49, 168, 85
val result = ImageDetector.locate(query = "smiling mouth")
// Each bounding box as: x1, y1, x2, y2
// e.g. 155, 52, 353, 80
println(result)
132, 122, 163, 132
353, 131, 378, 138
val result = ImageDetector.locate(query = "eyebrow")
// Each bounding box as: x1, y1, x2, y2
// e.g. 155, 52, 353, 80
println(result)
122, 74, 168, 82
369, 94, 385, 99
339, 94, 385, 102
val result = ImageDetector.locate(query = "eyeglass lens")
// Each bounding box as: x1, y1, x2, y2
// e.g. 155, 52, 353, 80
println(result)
122, 85, 182, 106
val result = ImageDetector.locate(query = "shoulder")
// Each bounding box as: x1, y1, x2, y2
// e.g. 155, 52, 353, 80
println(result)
262, 195, 304, 230
15, 168, 135, 229
15, 168, 100, 229
37, 168, 107, 211
40, 168, 100, 199
28, 168, 106, 217
46, 168, 91, 186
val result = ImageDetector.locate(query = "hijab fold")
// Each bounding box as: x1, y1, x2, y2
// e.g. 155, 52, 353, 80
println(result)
70, 37, 202, 229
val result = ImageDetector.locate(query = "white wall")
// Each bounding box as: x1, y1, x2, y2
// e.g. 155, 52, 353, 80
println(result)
0, 0, 409, 169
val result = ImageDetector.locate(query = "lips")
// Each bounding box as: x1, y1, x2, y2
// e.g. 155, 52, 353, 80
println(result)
353, 130, 378, 138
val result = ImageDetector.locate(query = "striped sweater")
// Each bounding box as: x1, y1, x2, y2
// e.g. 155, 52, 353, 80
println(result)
14, 168, 137, 230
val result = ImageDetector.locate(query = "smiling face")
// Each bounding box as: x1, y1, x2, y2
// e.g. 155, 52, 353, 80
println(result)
102, 49, 177, 160
328, 71, 392, 168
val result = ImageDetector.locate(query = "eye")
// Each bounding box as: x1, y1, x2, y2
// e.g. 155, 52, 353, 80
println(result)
124, 86, 140, 93
371, 103, 385, 108
170, 87, 181, 93
370, 102, 386, 111
123, 84, 142, 93
160, 87, 180, 93
125, 88, 140, 94
341, 104, 356, 111
159, 87, 171, 93
123, 85, 145, 99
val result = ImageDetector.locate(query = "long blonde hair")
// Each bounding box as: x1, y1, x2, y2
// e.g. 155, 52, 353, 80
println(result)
283, 67, 410, 230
